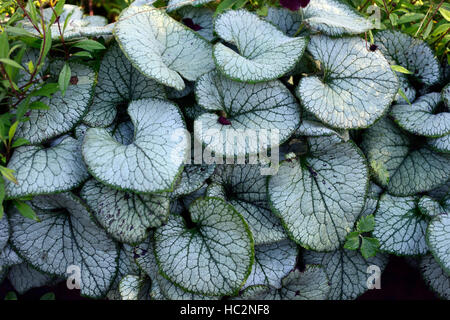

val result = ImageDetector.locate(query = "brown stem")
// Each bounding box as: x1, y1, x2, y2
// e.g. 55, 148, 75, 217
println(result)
0, 64, 21, 100
89, 0, 94, 16
382, 0, 391, 21
419, 0, 445, 38
15, 0, 42, 35
49, 4, 69, 60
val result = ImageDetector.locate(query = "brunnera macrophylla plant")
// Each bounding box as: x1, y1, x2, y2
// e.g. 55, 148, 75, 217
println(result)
0, 0, 449, 301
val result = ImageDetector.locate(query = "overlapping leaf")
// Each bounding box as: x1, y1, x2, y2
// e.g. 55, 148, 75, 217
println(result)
375, 30, 441, 86
8, 193, 118, 298
194, 70, 300, 158
427, 201, 450, 274
82, 98, 188, 194
213, 9, 307, 82
210, 164, 287, 245
244, 240, 298, 288
268, 136, 368, 251
303, 248, 388, 300
113, 5, 214, 90
5, 136, 89, 199
154, 197, 254, 296
265, 7, 302, 37
16, 61, 96, 144
237, 266, 330, 300
0, 215, 8, 253
302, 0, 373, 36
81, 179, 170, 244
391, 92, 450, 138
8, 263, 55, 295
421, 254, 450, 299
83, 43, 165, 128
373, 194, 428, 255
361, 117, 450, 196
297, 36, 398, 129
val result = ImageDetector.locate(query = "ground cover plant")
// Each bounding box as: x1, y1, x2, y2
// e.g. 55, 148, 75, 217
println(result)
0, 0, 449, 300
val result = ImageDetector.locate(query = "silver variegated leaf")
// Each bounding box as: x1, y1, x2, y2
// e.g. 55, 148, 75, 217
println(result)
9, 193, 118, 298
118, 275, 145, 300
391, 92, 450, 138
210, 164, 287, 245
166, 0, 214, 12
297, 35, 398, 129
82, 98, 188, 194
427, 212, 450, 275
8, 263, 55, 295
113, 5, 214, 90
360, 183, 383, 218
303, 248, 388, 300
5, 136, 89, 199
238, 266, 330, 300
0, 215, 8, 252
134, 237, 213, 300
302, 0, 373, 36
244, 240, 298, 289
373, 194, 428, 255
443, 83, 449, 107
265, 7, 302, 37
428, 135, 450, 154
361, 117, 450, 196
268, 136, 368, 251
83, 43, 165, 127
81, 179, 170, 244
107, 245, 140, 300
418, 196, 447, 218
194, 70, 300, 159
172, 164, 216, 197
213, 10, 307, 82
421, 254, 450, 299
154, 197, 254, 296
375, 30, 441, 86
16, 61, 95, 144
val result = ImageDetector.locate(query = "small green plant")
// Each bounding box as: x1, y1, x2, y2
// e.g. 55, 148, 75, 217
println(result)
344, 214, 380, 259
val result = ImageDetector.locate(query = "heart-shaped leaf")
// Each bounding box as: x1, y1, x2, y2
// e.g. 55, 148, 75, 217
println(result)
243, 240, 298, 289
82, 98, 188, 194
80, 179, 170, 244
16, 61, 96, 144
421, 254, 450, 299
297, 36, 398, 129
194, 70, 300, 158
213, 9, 307, 82
113, 5, 214, 90
373, 194, 428, 255
154, 197, 254, 296
210, 164, 288, 245
375, 30, 441, 86
391, 92, 450, 138
302, 0, 373, 36
83, 43, 165, 128
361, 117, 450, 196
237, 266, 330, 300
360, 183, 383, 218
8, 193, 119, 298
268, 136, 368, 251
5, 136, 89, 199
303, 248, 388, 300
